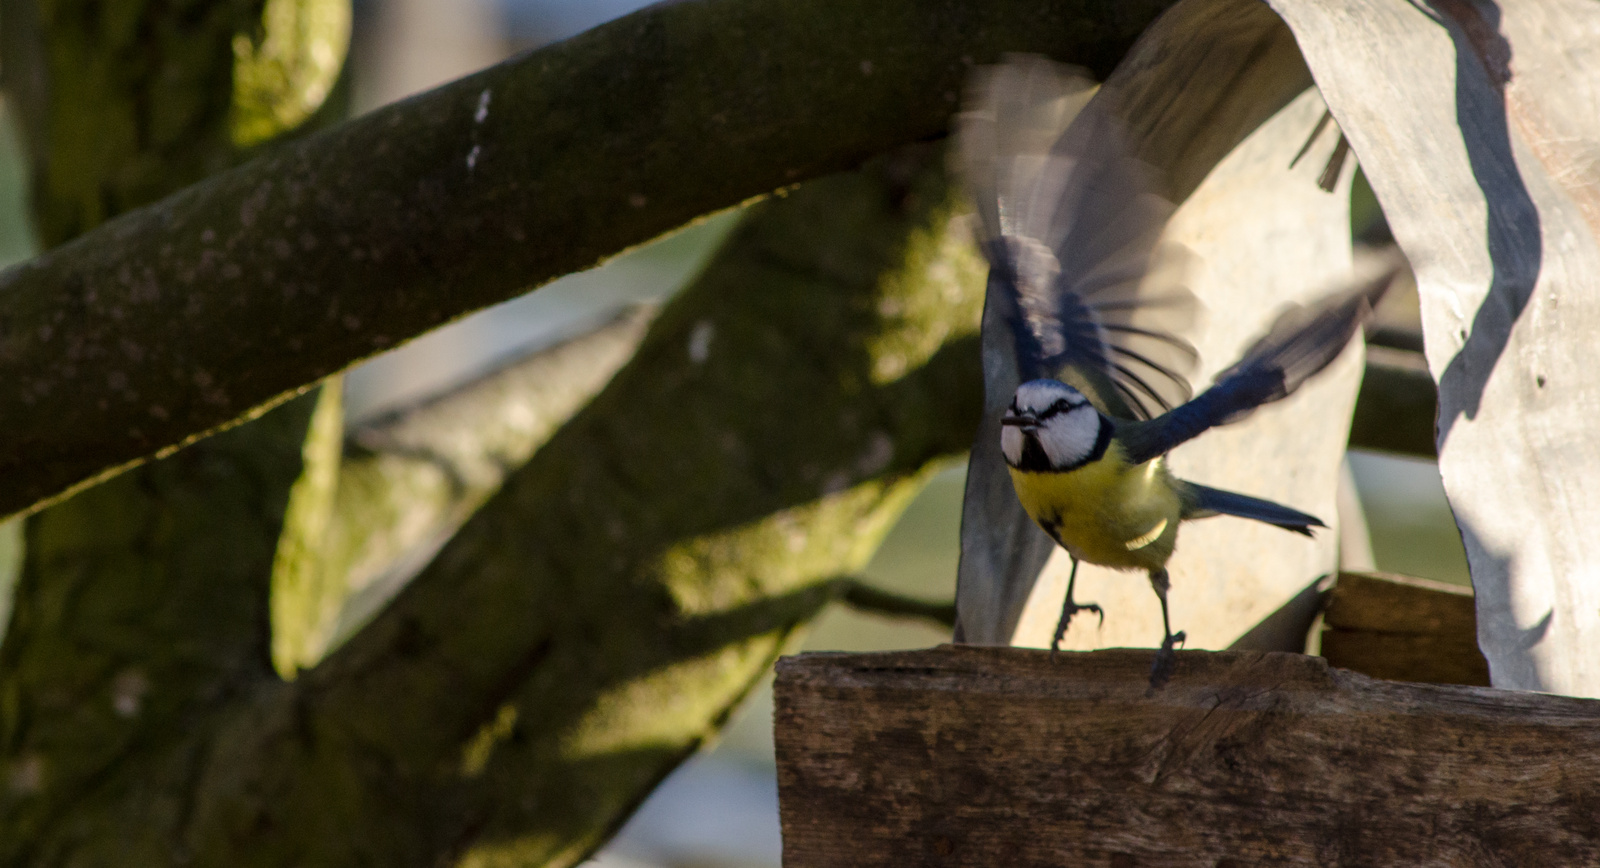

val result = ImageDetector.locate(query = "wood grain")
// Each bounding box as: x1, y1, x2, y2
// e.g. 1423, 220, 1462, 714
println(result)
1270, 0, 1600, 696
1320, 571, 1490, 686
776, 645, 1600, 866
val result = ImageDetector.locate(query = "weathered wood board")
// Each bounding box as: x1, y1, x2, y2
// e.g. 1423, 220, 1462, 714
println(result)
776, 646, 1600, 866
1321, 571, 1490, 687
1269, 0, 1600, 696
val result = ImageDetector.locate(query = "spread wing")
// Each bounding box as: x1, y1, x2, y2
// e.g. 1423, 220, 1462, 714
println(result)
1118, 264, 1400, 466
955, 56, 1198, 420
953, 56, 1202, 646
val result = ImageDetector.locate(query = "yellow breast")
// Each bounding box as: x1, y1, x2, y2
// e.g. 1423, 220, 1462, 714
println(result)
1007, 443, 1182, 571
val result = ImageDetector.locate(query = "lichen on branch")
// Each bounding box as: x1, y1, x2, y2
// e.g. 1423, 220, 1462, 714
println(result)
0, 0, 1174, 522
183, 145, 987, 867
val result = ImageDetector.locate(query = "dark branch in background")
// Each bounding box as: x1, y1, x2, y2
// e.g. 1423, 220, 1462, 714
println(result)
0, 3, 354, 862
1350, 344, 1438, 457
831, 577, 958, 628
0, 0, 1177, 521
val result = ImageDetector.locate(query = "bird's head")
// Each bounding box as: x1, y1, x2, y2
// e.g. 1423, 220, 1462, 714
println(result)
1001, 379, 1105, 471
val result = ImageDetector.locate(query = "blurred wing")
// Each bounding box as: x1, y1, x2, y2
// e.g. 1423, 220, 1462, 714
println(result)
1119, 264, 1400, 466
956, 56, 1199, 420
955, 55, 1095, 258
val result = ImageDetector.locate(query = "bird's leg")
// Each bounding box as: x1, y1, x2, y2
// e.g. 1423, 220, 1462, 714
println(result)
1146, 568, 1186, 690
1050, 557, 1103, 659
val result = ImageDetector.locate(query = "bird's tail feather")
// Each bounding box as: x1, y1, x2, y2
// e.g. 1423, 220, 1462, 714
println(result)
1181, 482, 1323, 536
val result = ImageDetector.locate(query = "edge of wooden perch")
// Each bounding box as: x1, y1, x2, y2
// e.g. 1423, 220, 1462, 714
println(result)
776, 644, 1600, 866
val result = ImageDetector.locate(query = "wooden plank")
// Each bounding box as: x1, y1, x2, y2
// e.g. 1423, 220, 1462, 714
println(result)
1320, 571, 1490, 687
776, 646, 1600, 866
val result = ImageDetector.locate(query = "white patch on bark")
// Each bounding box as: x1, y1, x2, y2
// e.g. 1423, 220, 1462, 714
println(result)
688, 321, 715, 364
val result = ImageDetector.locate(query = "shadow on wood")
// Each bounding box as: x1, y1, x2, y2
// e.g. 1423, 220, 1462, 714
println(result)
1320, 570, 1489, 686
776, 646, 1599, 866
1221, 569, 1490, 688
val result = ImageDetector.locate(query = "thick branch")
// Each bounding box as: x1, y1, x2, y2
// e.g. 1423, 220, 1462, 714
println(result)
177, 146, 986, 867
0, 395, 317, 865
315, 306, 656, 663
0, 0, 1174, 521
0, 2, 352, 861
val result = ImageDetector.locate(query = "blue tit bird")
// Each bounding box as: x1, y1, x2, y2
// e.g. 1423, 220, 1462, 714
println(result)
958, 58, 1395, 686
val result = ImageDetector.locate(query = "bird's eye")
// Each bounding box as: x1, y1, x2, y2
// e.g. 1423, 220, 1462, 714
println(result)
1050, 399, 1070, 415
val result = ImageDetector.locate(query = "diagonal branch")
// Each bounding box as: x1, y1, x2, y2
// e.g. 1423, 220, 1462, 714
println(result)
309, 306, 657, 667
0, 0, 1175, 521
178, 144, 987, 868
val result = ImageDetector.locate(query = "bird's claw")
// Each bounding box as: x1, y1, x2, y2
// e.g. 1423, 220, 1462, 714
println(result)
1049, 600, 1105, 660
1146, 629, 1187, 692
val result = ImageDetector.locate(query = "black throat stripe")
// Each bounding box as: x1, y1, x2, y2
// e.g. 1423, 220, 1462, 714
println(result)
1012, 413, 1111, 473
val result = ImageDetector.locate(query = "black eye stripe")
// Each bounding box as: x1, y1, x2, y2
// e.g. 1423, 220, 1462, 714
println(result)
1038, 397, 1080, 418
1014, 388, 1087, 417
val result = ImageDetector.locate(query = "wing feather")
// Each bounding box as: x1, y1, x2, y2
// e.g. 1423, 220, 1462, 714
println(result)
956, 56, 1198, 420
1119, 264, 1401, 465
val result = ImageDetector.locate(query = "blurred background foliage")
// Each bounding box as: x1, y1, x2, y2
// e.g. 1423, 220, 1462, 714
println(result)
0, 0, 1467, 865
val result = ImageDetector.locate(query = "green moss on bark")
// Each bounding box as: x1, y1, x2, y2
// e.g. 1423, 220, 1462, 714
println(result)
0, 0, 1172, 522
0, 393, 317, 864
321, 306, 656, 658
231, 0, 351, 146
269, 381, 345, 676
0, 3, 352, 863
195, 147, 981, 868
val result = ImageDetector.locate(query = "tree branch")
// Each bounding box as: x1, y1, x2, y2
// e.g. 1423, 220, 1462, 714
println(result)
0, 394, 317, 865
831, 577, 958, 628
317, 306, 656, 663
177, 144, 987, 867
0, 2, 351, 860
0, 0, 1175, 521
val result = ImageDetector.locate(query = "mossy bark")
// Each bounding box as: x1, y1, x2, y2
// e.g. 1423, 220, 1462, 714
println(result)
0, 3, 350, 862
0, 0, 349, 248
320, 306, 657, 659
0, 140, 986, 865
191, 144, 985, 868
0, 0, 1174, 521
0, 2, 1163, 862
0, 396, 318, 866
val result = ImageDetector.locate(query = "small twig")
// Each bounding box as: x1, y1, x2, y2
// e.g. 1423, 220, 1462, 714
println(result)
1318, 133, 1352, 192
830, 577, 957, 628
1289, 109, 1334, 169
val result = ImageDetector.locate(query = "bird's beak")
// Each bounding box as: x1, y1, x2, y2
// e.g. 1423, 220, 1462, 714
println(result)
1000, 412, 1039, 431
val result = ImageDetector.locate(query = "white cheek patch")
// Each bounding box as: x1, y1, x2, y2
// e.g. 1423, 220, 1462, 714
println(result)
1001, 425, 1025, 466
1036, 406, 1101, 469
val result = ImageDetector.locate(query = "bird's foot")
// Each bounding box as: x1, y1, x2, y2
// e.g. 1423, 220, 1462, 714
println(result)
1049, 600, 1105, 660
1146, 630, 1187, 692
